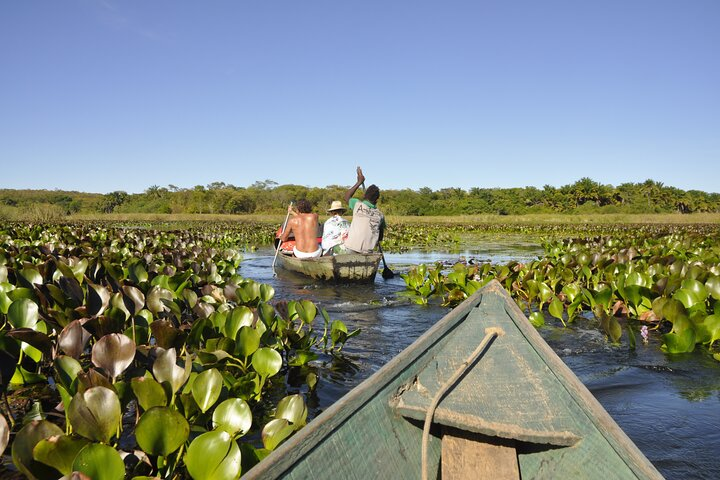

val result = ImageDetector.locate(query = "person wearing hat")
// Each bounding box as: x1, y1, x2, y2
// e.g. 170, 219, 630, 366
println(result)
321, 200, 350, 255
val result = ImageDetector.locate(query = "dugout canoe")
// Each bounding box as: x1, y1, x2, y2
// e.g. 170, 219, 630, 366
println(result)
275, 251, 382, 282
242, 280, 663, 479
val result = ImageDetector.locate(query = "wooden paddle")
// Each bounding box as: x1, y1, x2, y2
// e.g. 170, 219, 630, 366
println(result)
272, 201, 293, 276
377, 242, 394, 279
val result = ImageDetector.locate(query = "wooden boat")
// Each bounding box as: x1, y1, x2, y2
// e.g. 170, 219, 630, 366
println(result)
243, 280, 663, 479
275, 251, 382, 282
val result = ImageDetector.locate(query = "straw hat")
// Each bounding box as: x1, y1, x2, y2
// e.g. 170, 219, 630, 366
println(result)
327, 200, 346, 213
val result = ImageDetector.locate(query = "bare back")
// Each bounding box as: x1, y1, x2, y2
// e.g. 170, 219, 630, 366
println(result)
283, 213, 320, 253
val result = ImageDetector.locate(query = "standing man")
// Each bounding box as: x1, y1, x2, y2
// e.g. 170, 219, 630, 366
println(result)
279, 199, 322, 258
344, 167, 385, 254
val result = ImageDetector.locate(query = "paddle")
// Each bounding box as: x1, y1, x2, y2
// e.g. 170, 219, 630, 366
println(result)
360, 175, 394, 279
272, 201, 293, 276
377, 242, 394, 279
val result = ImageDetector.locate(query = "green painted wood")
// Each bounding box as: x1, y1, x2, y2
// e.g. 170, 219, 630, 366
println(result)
277, 252, 381, 282
241, 281, 664, 479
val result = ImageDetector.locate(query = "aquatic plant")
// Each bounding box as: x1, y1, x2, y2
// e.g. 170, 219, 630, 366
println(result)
400, 231, 720, 359
0, 222, 359, 478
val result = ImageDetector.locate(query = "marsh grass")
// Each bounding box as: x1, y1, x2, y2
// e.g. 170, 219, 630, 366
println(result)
65, 212, 720, 227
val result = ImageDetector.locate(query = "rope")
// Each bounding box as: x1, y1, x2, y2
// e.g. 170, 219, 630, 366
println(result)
420, 326, 504, 480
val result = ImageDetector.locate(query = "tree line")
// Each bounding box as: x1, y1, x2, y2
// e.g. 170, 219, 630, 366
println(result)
1, 178, 719, 219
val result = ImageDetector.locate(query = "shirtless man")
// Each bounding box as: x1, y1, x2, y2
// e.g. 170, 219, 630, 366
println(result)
279, 199, 322, 258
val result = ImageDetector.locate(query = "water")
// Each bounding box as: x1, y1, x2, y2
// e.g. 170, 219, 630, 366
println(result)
243, 240, 720, 479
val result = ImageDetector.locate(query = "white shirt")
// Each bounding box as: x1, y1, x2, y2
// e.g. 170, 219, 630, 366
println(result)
322, 215, 350, 252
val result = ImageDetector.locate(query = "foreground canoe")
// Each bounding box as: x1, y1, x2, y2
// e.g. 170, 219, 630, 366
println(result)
243, 280, 662, 479
276, 251, 382, 282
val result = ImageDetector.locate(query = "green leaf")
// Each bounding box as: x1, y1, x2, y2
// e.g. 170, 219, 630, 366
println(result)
152, 347, 191, 394
54, 355, 83, 394
251, 348, 282, 378
213, 398, 253, 437
236, 326, 261, 359
662, 328, 697, 354
33, 435, 89, 476
12, 420, 64, 479
528, 311, 545, 327
705, 276, 720, 300
261, 418, 294, 451
67, 386, 121, 443
548, 297, 565, 325
72, 443, 126, 480
8, 298, 39, 329
275, 394, 307, 430
192, 368, 223, 413
135, 406, 189, 456
131, 376, 168, 411
185, 430, 242, 480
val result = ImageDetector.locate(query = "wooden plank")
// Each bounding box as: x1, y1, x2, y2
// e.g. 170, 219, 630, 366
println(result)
441, 427, 519, 480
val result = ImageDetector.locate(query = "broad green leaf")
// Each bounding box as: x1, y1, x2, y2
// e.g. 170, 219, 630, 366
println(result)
213, 398, 252, 436
33, 434, 89, 476
705, 276, 720, 300
153, 347, 191, 394
548, 297, 565, 325
662, 328, 696, 354
72, 443, 125, 480
261, 418, 294, 451
8, 298, 39, 329
131, 376, 168, 411
259, 283, 275, 302
295, 300, 317, 324
252, 348, 282, 378
54, 355, 83, 394
12, 420, 64, 479
192, 368, 223, 413
67, 386, 121, 443
528, 311, 545, 327
681, 278, 708, 303
185, 430, 242, 480
135, 406, 189, 456
275, 394, 307, 430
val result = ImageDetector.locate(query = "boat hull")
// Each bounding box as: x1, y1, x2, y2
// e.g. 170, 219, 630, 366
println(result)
276, 251, 381, 282
242, 281, 663, 479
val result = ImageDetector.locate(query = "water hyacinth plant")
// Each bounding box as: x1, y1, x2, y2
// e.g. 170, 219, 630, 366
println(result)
400, 231, 720, 360
0, 222, 360, 478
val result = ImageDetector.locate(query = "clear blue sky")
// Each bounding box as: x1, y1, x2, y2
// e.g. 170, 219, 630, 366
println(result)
2, 1, 718, 194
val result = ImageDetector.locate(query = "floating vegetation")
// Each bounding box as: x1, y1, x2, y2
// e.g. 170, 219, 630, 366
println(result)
0, 222, 358, 478
400, 229, 720, 360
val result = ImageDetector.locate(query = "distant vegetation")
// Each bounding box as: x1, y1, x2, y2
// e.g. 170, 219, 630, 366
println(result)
1, 178, 719, 221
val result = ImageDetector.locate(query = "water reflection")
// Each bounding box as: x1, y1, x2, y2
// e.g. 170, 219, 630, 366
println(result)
241, 240, 720, 479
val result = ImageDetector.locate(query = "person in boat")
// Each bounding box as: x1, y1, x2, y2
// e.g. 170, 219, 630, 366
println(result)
279, 199, 322, 258
343, 167, 385, 254
321, 200, 350, 255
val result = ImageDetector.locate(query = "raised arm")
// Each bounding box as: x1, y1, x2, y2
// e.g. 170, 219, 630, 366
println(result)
344, 167, 366, 203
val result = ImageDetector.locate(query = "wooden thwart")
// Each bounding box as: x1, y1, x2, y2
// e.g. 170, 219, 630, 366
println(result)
442, 427, 520, 480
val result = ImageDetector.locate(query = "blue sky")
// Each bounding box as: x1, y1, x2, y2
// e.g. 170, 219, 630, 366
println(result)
1, 0, 718, 194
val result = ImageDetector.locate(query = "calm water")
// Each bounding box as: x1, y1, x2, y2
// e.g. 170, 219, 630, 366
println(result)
244, 237, 720, 479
